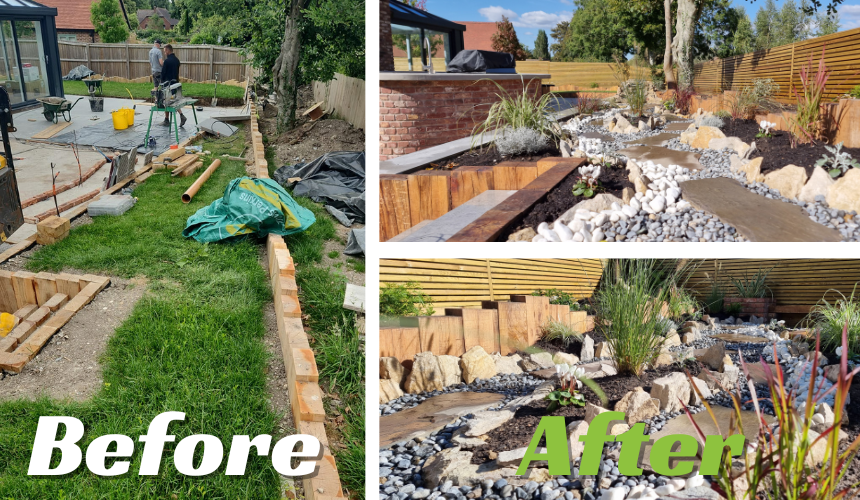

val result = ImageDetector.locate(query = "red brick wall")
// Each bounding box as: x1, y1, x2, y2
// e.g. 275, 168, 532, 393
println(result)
59, 31, 96, 43
380, 0, 394, 72
379, 78, 543, 160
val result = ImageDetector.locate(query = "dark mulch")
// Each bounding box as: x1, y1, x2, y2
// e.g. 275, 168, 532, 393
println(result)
719, 118, 860, 178
470, 365, 695, 464
500, 166, 634, 239
530, 330, 604, 358
445, 143, 562, 168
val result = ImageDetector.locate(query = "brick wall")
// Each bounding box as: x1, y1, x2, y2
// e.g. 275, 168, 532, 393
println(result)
379, 78, 543, 160
380, 0, 394, 72
59, 31, 97, 43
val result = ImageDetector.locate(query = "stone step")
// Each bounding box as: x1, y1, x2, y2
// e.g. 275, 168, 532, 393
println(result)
396, 190, 518, 242
386, 219, 433, 242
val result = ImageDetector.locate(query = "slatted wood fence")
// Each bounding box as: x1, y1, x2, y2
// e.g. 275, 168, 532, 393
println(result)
684, 259, 860, 313
380, 258, 604, 309
313, 73, 365, 130
56, 41, 251, 83
692, 27, 860, 100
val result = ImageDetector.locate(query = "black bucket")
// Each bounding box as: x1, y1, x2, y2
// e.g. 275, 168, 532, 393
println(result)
89, 97, 104, 112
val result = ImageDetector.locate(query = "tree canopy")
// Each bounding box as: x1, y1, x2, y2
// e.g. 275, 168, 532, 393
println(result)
491, 16, 527, 60
91, 0, 130, 43
533, 30, 550, 60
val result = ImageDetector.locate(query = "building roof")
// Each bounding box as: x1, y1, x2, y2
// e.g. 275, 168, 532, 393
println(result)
137, 7, 179, 27
389, 0, 465, 32
38, 0, 130, 31
456, 21, 497, 51
0, 0, 58, 15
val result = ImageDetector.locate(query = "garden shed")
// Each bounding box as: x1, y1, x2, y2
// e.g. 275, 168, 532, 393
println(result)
0, 0, 63, 108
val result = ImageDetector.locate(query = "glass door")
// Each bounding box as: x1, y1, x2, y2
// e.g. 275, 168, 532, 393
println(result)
14, 20, 49, 101
0, 21, 23, 104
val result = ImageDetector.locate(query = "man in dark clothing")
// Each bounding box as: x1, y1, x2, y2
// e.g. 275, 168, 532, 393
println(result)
160, 44, 186, 127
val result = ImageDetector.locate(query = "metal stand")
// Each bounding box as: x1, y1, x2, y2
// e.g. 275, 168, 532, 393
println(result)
144, 99, 199, 149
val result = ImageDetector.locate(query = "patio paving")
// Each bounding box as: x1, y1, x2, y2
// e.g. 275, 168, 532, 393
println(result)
580, 131, 615, 142
665, 122, 693, 131
623, 132, 679, 147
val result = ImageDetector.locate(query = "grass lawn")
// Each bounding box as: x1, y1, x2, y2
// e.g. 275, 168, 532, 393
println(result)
63, 81, 245, 100
0, 127, 364, 499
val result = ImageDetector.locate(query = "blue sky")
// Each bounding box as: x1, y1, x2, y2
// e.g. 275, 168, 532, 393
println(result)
421, 0, 860, 50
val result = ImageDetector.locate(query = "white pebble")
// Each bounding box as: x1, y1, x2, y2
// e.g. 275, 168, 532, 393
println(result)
621, 205, 637, 217
654, 484, 675, 496
593, 213, 608, 226
572, 232, 584, 242
532, 234, 546, 242
685, 474, 705, 489
592, 229, 604, 242
568, 219, 585, 232
554, 223, 573, 241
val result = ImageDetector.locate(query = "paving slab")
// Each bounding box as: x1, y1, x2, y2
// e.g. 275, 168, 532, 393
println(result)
386, 219, 433, 242
198, 118, 237, 137
618, 145, 704, 171
665, 122, 694, 131
397, 190, 517, 242
579, 131, 615, 142
623, 132, 679, 147
680, 177, 842, 242
710, 333, 772, 344
380, 392, 506, 447
87, 195, 136, 216
343, 283, 365, 313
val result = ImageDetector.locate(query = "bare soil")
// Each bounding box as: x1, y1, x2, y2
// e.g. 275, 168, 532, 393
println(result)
720, 118, 860, 177
0, 277, 146, 402
447, 142, 561, 167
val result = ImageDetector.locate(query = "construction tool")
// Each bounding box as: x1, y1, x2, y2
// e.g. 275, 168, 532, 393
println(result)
212, 73, 219, 107
50, 163, 60, 217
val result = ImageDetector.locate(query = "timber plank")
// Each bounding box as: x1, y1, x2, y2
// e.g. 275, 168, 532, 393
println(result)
447, 190, 546, 242
450, 165, 494, 209
380, 174, 412, 241
492, 161, 539, 190
445, 308, 500, 354
418, 316, 465, 356
407, 171, 452, 226
483, 301, 529, 355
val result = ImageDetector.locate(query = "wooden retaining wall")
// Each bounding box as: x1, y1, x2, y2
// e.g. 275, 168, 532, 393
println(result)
380, 258, 604, 309
250, 104, 345, 499
684, 259, 860, 313
313, 73, 365, 130
380, 294, 595, 362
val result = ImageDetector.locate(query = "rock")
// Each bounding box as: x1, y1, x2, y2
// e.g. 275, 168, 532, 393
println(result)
699, 363, 740, 391
519, 356, 544, 372
598, 487, 626, 500
583, 403, 628, 434
615, 114, 632, 130
708, 137, 750, 157
689, 377, 713, 405
621, 187, 634, 203
652, 352, 673, 367
731, 156, 765, 184
422, 448, 479, 487
805, 429, 829, 465
405, 352, 444, 393
380, 379, 404, 403
696, 342, 726, 371
763, 165, 808, 200
560, 140, 573, 158
799, 166, 836, 203
530, 352, 555, 368
651, 372, 691, 412
567, 420, 589, 461
593, 341, 613, 358
824, 364, 840, 383
580, 335, 595, 361
464, 409, 515, 437
508, 227, 538, 242
663, 332, 681, 347
557, 194, 625, 225
496, 446, 544, 467
691, 126, 726, 149
460, 346, 497, 383
826, 168, 860, 213
438, 355, 463, 387
380, 357, 407, 385
679, 129, 696, 145
553, 352, 580, 365
451, 427, 489, 449
614, 387, 661, 424
494, 354, 524, 375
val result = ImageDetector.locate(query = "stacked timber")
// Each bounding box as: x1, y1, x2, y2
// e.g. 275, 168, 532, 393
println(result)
153, 148, 203, 177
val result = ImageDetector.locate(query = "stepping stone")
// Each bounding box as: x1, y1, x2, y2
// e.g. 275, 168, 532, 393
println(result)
398, 190, 517, 242
623, 132, 679, 147
665, 121, 694, 131
380, 392, 506, 447
710, 333, 772, 344
744, 361, 779, 384
680, 177, 842, 242
579, 131, 614, 142
638, 406, 774, 472
663, 114, 686, 122
618, 145, 705, 171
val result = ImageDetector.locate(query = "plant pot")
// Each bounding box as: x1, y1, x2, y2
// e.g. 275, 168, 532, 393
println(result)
723, 297, 775, 317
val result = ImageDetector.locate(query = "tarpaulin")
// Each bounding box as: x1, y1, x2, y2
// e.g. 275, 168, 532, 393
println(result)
273, 151, 365, 226
183, 177, 315, 242
63, 65, 96, 81
344, 228, 365, 256
446, 50, 516, 73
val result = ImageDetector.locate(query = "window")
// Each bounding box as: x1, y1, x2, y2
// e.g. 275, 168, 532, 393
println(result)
58, 34, 76, 42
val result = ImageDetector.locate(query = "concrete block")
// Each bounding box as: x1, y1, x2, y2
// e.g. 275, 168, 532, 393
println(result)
87, 195, 136, 216
399, 190, 517, 242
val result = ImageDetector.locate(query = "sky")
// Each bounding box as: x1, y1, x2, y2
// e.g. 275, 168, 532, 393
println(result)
418, 0, 860, 51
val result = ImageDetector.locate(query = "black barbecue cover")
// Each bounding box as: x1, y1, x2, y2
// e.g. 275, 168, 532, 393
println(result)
446, 50, 516, 73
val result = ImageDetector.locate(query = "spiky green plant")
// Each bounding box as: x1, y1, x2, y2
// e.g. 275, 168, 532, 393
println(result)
809, 285, 860, 357
729, 267, 774, 299
541, 319, 583, 346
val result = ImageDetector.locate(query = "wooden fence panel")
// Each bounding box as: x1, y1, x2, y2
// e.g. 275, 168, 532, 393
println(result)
313, 73, 365, 130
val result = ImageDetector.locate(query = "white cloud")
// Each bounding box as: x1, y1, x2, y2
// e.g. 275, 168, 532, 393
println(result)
478, 5, 571, 28
525, 31, 533, 35
840, 4, 860, 30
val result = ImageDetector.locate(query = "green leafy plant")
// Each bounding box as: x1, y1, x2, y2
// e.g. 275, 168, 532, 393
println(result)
547, 363, 607, 412
703, 274, 725, 315
468, 76, 560, 149
625, 79, 649, 117
590, 82, 600, 89
786, 47, 831, 146
728, 78, 781, 120
541, 319, 583, 346
90, 0, 129, 43
757, 120, 776, 139
663, 97, 675, 110
809, 285, 860, 357
848, 85, 860, 99
666, 284, 700, 322
684, 325, 860, 500
379, 281, 435, 317
532, 288, 578, 307
729, 267, 773, 298
572, 164, 601, 198
816, 141, 860, 177
725, 302, 743, 315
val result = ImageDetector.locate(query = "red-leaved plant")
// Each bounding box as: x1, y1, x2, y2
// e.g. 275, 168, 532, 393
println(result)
674, 86, 698, 115
786, 47, 831, 147
576, 92, 604, 115
682, 322, 860, 500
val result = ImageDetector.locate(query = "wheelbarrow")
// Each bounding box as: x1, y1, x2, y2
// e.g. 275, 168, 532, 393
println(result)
36, 96, 84, 124
83, 77, 103, 96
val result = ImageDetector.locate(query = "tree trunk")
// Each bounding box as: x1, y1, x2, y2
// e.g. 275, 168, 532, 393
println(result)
663, 0, 676, 90
673, 0, 701, 89
273, 0, 307, 132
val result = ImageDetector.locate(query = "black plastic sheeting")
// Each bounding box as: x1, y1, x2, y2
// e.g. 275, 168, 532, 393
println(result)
273, 151, 365, 225
446, 50, 515, 73
63, 65, 96, 81
345, 228, 365, 256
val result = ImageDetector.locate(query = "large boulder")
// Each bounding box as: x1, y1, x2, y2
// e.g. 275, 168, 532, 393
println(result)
584, 402, 629, 434
422, 448, 480, 487
494, 354, 524, 375
404, 352, 444, 393
663, 332, 681, 347
614, 387, 661, 424
380, 379, 404, 403
651, 372, 691, 412
696, 342, 726, 371
691, 126, 726, 149
580, 334, 595, 361
798, 166, 836, 203
730, 156, 765, 184
594, 341, 614, 358
689, 377, 713, 405
460, 346, 498, 383
763, 165, 808, 200
698, 363, 740, 391
679, 129, 697, 145
553, 352, 580, 365
826, 168, 860, 213
567, 420, 589, 461
437, 355, 463, 387
380, 357, 407, 386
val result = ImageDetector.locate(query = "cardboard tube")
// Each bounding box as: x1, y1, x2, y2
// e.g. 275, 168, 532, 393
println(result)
182, 159, 221, 203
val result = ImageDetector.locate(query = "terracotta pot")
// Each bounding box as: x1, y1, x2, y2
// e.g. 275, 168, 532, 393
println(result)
723, 297, 775, 316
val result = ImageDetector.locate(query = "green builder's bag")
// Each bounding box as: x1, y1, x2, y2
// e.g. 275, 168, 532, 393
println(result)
183, 177, 315, 242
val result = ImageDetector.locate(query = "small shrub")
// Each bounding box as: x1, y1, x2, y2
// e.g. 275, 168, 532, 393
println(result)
666, 285, 699, 321
541, 319, 583, 346
725, 302, 743, 315
703, 277, 725, 315
549, 363, 607, 412
815, 141, 860, 177
674, 86, 697, 114
729, 267, 773, 298
699, 115, 724, 128
626, 80, 649, 117
848, 85, 860, 99
810, 285, 860, 356
757, 120, 776, 138
379, 281, 435, 316
532, 288, 578, 307
787, 47, 830, 146
590, 82, 600, 89
714, 109, 730, 119
663, 98, 675, 110
468, 76, 560, 149
577, 92, 604, 115
495, 127, 549, 156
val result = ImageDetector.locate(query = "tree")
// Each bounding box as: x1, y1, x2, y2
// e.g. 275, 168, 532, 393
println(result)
663, 0, 675, 89
533, 30, 550, 60
773, 0, 811, 47
91, 0, 129, 43
695, 1, 742, 60
754, 0, 778, 50
814, 10, 840, 36
491, 16, 527, 60
731, 11, 755, 55
672, 0, 704, 87
563, 0, 631, 61
273, 0, 309, 131
550, 21, 569, 60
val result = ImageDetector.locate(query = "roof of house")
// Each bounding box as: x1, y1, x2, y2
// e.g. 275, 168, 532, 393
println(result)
456, 21, 497, 52
137, 7, 179, 27
38, 0, 131, 31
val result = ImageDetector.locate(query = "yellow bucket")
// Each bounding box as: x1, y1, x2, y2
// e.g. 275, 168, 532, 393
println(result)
124, 107, 135, 126
111, 109, 128, 130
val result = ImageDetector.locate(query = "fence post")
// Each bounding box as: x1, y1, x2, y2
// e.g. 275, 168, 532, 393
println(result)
210, 47, 215, 81
485, 259, 495, 301
86, 43, 91, 71
126, 43, 131, 80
